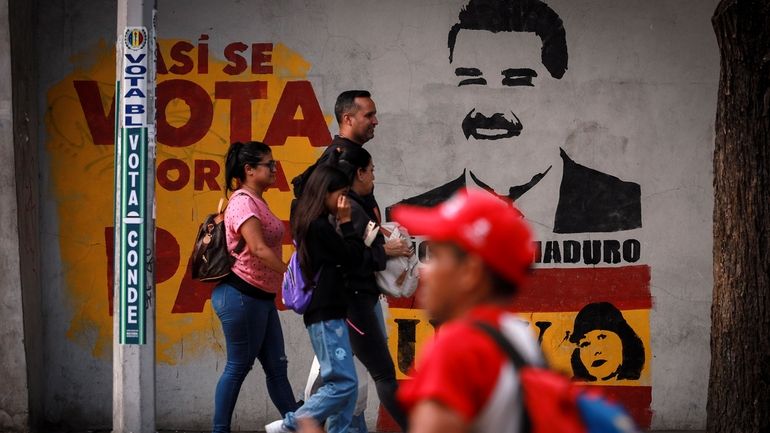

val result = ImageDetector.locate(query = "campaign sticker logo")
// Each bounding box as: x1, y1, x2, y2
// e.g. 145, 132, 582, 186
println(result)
125, 28, 147, 51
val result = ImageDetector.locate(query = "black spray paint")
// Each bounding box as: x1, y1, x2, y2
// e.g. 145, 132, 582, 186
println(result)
448, 0, 569, 79
462, 109, 523, 140
568, 302, 645, 382
387, 0, 642, 235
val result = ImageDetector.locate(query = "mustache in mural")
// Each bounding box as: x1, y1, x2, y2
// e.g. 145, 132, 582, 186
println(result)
462, 109, 523, 140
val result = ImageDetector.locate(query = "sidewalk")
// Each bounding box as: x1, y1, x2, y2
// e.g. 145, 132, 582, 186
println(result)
45, 431, 706, 433
52, 430, 706, 433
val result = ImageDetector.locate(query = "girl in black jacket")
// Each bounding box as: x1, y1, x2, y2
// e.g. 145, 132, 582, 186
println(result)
266, 165, 364, 433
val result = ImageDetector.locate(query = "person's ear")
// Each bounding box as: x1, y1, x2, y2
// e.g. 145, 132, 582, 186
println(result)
357, 167, 366, 181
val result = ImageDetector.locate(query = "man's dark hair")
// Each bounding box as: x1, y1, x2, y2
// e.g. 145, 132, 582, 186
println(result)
447, 0, 568, 79
334, 90, 372, 124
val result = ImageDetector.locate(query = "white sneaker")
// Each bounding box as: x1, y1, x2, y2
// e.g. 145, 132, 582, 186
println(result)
265, 419, 292, 433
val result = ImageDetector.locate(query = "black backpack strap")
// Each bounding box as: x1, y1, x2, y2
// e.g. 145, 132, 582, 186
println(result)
472, 320, 533, 433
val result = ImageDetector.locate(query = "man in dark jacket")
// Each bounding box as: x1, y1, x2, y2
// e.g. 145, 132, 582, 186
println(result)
293, 90, 411, 431
331, 91, 411, 430
322, 90, 381, 216
292, 90, 379, 215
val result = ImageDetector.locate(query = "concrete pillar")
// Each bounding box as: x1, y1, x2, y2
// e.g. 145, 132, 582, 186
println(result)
0, 0, 42, 429
113, 1, 157, 433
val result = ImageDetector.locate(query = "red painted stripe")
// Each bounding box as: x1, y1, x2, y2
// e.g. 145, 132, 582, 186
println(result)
387, 265, 651, 312
281, 220, 292, 245
387, 294, 419, 309
516, 265, 652, 312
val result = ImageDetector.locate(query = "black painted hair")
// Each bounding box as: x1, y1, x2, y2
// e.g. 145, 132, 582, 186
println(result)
224, 141, 271, 194
337, 145, 373, 180
447, 0, 568, 79
334, 90, 372, 124
290, 164, 351, 282
569, 302, 645, 381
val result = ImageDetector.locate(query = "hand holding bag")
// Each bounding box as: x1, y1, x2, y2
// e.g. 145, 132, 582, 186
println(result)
369, 222, 419, 298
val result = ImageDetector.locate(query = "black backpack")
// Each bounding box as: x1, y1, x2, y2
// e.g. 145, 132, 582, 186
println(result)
191, 195, 245, 282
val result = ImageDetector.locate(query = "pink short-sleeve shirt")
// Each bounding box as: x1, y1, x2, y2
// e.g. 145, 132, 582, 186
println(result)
225, 189, 284, 293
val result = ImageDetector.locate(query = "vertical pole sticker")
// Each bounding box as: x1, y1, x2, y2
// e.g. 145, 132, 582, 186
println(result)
119, 27, 149, 344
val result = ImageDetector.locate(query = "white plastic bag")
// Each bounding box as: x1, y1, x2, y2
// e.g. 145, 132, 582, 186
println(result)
375, 222, 419, 298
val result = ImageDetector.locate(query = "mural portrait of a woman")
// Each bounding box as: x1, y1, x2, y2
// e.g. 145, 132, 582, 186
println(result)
569, 302, 645, 382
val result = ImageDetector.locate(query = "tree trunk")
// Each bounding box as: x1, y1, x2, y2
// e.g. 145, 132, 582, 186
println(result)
708, 1, 770, 433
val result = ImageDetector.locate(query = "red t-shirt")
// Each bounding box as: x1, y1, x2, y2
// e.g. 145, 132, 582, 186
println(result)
398, 305, 543, 433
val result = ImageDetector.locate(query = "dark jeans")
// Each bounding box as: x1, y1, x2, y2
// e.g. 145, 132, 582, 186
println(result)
348, 292, 408, 431
211, 283, 299, 433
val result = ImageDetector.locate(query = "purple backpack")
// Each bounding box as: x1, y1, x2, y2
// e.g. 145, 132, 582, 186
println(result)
281, 249, 319, 314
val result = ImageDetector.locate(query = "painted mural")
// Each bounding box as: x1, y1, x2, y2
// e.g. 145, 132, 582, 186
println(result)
45, 0, 651, 429
47, 37, 330, 362
380, 0, 651, 429
388, 0, 641, 232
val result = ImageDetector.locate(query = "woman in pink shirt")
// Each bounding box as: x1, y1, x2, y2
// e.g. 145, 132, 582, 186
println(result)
211, 141, 300, 433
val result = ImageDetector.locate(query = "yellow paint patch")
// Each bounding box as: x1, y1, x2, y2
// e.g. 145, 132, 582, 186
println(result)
386, 307, 651, 386
47, 39, 326, 364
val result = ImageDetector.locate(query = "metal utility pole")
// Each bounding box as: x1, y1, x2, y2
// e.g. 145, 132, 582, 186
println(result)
113, 1, 157, 432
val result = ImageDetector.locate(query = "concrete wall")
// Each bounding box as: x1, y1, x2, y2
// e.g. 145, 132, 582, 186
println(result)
34, 0, 718, 430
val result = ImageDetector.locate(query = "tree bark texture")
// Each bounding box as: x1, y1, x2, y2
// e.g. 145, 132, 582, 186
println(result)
709, 1, 770, 433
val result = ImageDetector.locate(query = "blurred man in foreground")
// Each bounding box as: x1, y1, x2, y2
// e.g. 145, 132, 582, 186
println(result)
392, 188, 543, 433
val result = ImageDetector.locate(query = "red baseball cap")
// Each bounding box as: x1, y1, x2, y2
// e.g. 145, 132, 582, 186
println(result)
391, 188, 534, 286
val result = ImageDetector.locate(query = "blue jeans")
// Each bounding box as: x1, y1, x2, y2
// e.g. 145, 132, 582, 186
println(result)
284, 319, 358, 433
212, 283, 299, 433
